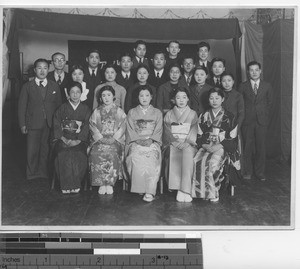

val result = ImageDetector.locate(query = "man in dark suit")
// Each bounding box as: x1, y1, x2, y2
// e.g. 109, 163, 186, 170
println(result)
179, 54, 196, 88
47, 52, 71, 103
238, 61, 273, 181
18, 58, 62, 180
115, 53, 136, 92
195, 41, 212, 75
148, 51, 168, 88
206, 57, 226, 88
83, 49, 102, 109
132, 40, 150, 70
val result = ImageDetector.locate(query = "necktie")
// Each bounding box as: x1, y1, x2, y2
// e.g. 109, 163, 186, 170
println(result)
92, 70, 96, 78
139, 58, 142, 63
125, 74, 129, 80
39, 81, 44, 87
201, 63, 205, 68
253, 83, 258, 95
57, 75, 62, 85
187, 76, 191, 86
156, 72, 160, 78
216, 78, 220, 87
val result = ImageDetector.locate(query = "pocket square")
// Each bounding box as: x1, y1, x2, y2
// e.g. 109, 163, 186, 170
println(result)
52, 91, 56, 94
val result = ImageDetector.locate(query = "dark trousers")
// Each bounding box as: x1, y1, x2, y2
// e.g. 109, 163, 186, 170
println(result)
26, 121, 50, 179
242, 121, 267, 178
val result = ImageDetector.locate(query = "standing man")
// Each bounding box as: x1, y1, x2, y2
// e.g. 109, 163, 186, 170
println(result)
47, 52, 71, 103
18, 58, 62, 180
238, 61, 272, 181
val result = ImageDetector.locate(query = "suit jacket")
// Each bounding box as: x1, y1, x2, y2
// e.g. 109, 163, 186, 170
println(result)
47, 71, 71, 103
196, 60, 212, 74
132, 57, 150, 70
18, 79, 62, 129
238, 80, 272, 126
115, 72, 136, 92
83, 67, 102, 109
148, 69, 169, 89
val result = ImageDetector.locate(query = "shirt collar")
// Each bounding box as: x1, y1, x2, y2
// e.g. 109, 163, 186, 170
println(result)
154, 69, 164, 76
136, 56, 143, 63
35, 77, 48, 87
68, 100, 80, 110
121, 71, 130, 78
199, 60, 207, 67
250, 79, 260, 88
89, 67, 98, 76
54, 71, 65, 80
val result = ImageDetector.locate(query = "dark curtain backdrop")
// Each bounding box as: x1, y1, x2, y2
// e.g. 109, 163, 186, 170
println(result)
262, 20, 294, 161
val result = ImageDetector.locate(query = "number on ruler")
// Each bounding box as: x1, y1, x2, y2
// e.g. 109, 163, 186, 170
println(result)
96, 257, 102, 264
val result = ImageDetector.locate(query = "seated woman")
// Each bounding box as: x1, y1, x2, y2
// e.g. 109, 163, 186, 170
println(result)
163, 88, 198, 203
126, 85, 163, 202
52, 81, 91, 194
89, 85, 126, 195
193, 87, 239, 203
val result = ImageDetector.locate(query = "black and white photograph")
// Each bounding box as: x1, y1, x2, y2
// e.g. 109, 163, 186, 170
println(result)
1, 6, 296, 230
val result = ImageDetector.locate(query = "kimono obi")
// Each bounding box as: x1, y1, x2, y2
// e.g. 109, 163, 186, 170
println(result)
101, 119, 116, 137
61, 119, 82, 135
171, 122, 191, 139
135, 119, 156, 139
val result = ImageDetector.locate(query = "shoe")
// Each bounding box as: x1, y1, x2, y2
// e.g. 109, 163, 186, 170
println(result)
62, 190, 70, 194
70, 188, 80, 193
184, 193, 193, 203
243, 174, 252, 180
106, 185, 114, 195
98, 186, 106, 195
176, 190, 185, 202
143, 193, 154, 202
210, 197, 219, 203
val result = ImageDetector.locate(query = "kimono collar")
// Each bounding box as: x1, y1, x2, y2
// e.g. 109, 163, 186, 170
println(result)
208, 107, 225, 128
173, 105, 191, 123
69, 100, 80, 110
139, 104, 152, 115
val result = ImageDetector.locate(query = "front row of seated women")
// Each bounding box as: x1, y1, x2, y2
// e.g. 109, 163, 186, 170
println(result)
53, 81, 239, 203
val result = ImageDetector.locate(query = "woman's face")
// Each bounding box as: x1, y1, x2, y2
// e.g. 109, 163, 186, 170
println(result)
137, 67, 149, 84
101, 90, 114, 106
221, 75, 234, 91
69, 86, 82, 104
105, 67, 117, 82
209, 92, 224, 110
175, 91, 189, 108
72, 69, 84, 83
194, 69, 207, 85
138, 89, 152, 107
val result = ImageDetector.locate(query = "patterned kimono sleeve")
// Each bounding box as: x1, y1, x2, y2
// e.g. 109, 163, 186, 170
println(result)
89, 109, 103, 143
113, 108, 127, 145
149, 109, 163, 146
196, 113, 207, 149
53, 104, 64, 140
220, 113, 238, 153
77, 106, 92, 142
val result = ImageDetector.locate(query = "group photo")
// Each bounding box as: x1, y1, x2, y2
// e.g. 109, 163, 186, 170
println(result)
1, 7, 294, 228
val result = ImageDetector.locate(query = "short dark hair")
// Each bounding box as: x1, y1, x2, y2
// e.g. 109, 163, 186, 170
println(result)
197, 41, 210, 51
211, 57, 226, 67
70, 64, 84, 74
136, 63, 150, 74
34, 58, 49, 68
153, 51, 166, 59
194, 65, 209, 75
247, 60, 261, 70
134, 40, 147, 49
208, 87, 225, 99
169, 63, 181, 72
168, 40, 180, 47
86, 49, 101, 58
120, 52, 133, 62
136, 84, 153, 97
171, 87, 190, 100
51, 52, 65, 61
103, 63, 117, 73
220, 72, 235, 82
182, 54, 195, 64
97, 85, 116, 105
67, 81, 83, 94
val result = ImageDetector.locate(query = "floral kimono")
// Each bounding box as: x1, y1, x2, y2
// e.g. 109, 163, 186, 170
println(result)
89, 104, 126, 187
125, 105, 163, 196
192, 107, 239, 200
53, 101, 91, 190
163, 106, 198, 195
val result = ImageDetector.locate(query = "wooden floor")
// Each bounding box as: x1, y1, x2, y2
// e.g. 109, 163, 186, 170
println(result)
1, 132, 292, 228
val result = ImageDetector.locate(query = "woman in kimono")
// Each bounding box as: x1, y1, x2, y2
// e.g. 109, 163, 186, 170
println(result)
163, 88, 198, 202
53, 81, 91, 194
126, 85, 163, 202
89, 85, 126, 195
193, 87, 238, 203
